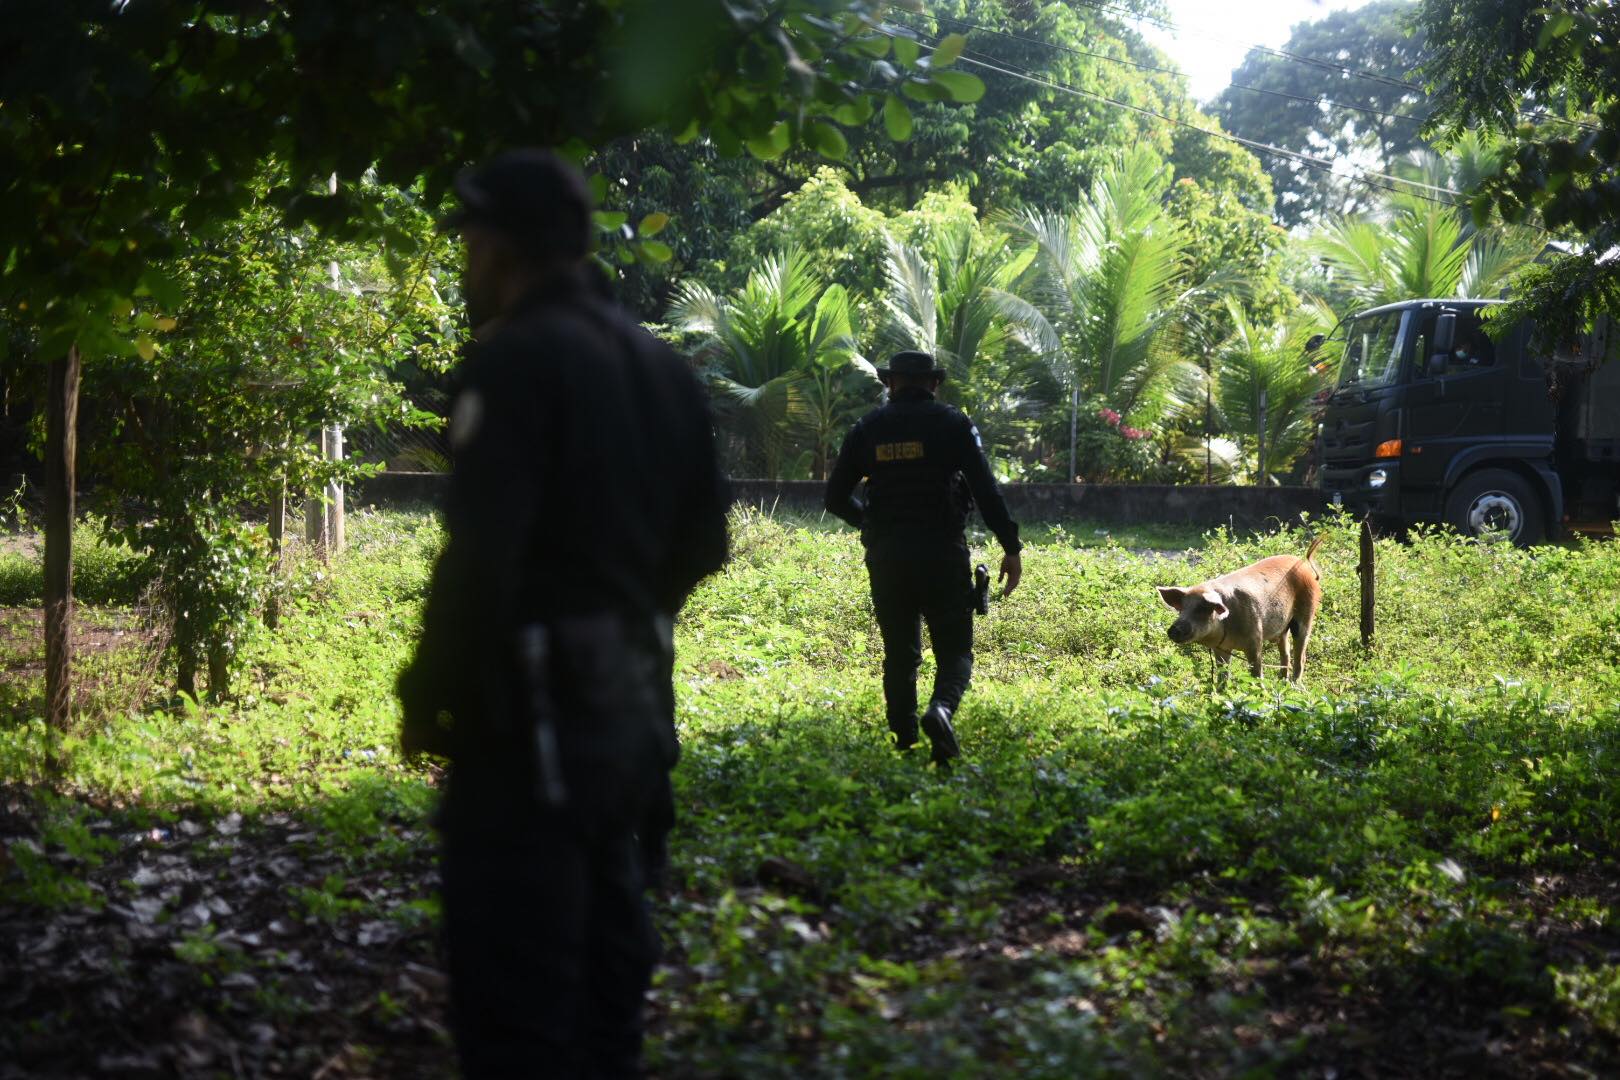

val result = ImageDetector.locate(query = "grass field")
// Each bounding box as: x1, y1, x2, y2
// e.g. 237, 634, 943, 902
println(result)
3, 508, 1620, 1077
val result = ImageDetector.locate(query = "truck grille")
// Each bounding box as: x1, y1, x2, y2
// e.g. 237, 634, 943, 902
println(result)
1321, 415, 1376, 465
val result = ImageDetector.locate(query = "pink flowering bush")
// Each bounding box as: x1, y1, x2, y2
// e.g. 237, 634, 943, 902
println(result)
1054, 405, 1158, 481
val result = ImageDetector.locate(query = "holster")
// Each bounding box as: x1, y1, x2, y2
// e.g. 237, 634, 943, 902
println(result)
514, 612, 673, 828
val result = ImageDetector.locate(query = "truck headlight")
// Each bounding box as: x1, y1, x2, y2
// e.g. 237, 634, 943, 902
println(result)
1367, 468, 1388, 489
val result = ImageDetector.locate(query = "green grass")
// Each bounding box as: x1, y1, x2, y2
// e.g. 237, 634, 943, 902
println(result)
0, 519, 150, 606
3, 507, 1620, 1076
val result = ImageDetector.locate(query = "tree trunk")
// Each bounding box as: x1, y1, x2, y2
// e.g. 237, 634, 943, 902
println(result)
265, 474, 286, 629
43, 346, 81, 731
207, 645, 230, 703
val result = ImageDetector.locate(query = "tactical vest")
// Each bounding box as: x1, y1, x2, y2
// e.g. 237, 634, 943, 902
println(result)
860, 397, 974, 539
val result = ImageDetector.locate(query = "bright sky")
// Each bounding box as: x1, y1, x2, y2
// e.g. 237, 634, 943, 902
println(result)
1135, 0, 1369, 104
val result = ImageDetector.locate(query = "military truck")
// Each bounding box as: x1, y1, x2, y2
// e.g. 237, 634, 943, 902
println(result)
1316, 299, 1618, 544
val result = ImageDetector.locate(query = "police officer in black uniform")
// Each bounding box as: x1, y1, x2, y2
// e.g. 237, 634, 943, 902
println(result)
396, 149, 729, 1078
824, 350, 1022, 764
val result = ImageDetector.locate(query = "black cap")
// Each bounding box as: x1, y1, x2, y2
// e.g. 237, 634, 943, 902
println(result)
441, 149, 593, 261
877, 350, 944, 377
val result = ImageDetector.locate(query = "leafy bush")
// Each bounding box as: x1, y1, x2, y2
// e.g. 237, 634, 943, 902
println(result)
0, 520, 150, 606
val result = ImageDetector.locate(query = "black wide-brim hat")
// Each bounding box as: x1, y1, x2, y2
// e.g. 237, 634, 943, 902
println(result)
876, 350, 944, 377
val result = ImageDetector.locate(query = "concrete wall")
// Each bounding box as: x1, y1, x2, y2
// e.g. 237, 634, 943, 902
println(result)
355, 473, 1326, 531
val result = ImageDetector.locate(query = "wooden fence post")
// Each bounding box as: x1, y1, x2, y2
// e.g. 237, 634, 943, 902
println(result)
43, 346, 81, 734
303, 425, 345, 558
1359, 519, 1376, 651
327, 425, 345, 556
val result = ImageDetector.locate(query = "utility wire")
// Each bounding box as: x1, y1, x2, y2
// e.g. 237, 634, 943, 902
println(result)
920, 39, 1470, 210
877, 19, 1465, 207
1064, 0, 1600, 134
898, 10, 1433, 128
1068, 0, 1426, 92
875, 21, 1557, 232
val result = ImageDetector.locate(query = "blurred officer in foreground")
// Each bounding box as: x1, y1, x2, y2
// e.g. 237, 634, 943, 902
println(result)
396, 149, 729, 1078
824, 350, 1022, 765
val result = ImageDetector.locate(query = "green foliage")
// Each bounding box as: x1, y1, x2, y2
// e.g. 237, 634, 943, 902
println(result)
1416, 0, 1620, 351
77, 187, 457, 696
726, 170, 894, 299
871, 219, 1039, 452
671, 250, 877, 479
1312, 177, 1541, 312
5, 509, 1620, 1072
1217, 1, 1432, 225
1007, 146, 1205, 480
0, 522, 149, 607
1213, 298, 1336, 483
0, 1, 981, 358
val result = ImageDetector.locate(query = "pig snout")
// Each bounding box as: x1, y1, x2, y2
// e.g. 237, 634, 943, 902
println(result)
1166, 620, 1193, 644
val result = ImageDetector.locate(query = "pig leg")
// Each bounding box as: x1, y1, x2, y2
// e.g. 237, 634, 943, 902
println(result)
1275, 634, 1292, 680
1290, 609, 1316, 681
1243, 643, 1264, 680
1211, 649, 1232, 690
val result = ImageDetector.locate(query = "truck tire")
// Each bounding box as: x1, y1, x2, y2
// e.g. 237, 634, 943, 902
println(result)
1443, 468, 1546, 546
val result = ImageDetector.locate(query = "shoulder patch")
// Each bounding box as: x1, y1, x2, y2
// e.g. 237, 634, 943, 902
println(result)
450, 389, 484, 451
969, 423, 983, 448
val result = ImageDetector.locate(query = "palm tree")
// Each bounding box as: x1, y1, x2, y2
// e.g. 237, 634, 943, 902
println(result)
1312, 138, 1541, 310
1007, 146, 1203, 480
871, 222, 1041, 449
669, 249, 874, 478
1213, 297, 1337, 484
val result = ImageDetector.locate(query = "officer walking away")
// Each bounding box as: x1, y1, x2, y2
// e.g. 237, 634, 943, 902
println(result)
395, 149, 729, 1078
824, 350, 1022, 766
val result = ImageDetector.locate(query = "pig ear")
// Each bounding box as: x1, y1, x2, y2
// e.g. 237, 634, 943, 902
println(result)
1202, 590, 1229, 620
1157, 586, 1186, 611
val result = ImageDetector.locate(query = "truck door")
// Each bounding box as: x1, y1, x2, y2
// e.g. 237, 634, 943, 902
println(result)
1402, 305, 1506, 491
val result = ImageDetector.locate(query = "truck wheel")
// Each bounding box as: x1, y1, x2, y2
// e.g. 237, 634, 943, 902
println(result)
1443, 469, 1545, 546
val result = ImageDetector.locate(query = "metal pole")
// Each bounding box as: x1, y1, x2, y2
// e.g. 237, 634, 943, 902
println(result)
1068, 386, 1079, 483
1257, 387, 1268, 486
1204, 358, 1212, 485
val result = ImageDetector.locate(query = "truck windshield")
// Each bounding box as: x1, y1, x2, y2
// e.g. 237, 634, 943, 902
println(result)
1333, 310, 1407, 389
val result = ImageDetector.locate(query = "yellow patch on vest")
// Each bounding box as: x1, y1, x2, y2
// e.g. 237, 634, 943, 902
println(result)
875, 440, 925, 462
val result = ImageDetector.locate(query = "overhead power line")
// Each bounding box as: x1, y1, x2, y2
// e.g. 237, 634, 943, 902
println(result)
1068, 0, 1426, 93
952, 48, 1463, 210
874, 21, 1469, 212
1064, 0, 1600, 134
897, 10, 1433, 129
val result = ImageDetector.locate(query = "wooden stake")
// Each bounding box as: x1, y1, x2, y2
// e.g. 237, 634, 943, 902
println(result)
303, 425, 345, 558
43, 346, 81, 731
1359, 519, 1375, 651
327, 425, 344, 556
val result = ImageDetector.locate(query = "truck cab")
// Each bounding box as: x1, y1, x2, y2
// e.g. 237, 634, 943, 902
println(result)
1317, 299, 1618, 544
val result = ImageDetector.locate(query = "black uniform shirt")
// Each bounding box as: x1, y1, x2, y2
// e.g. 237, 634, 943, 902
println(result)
399, 270, 729, 728
824, 387, 1020, 554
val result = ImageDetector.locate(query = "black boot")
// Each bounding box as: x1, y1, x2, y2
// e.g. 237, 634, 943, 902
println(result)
889, 714, 920, 752
921, 703, 960, 766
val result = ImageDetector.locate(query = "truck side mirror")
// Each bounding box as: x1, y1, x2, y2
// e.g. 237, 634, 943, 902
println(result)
1303, 333, 1326, 354
1429, 312, 1456, 376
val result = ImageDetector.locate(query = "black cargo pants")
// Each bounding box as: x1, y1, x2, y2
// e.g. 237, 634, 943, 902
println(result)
865, 540, 975, 731
439, 615, 673, 1079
